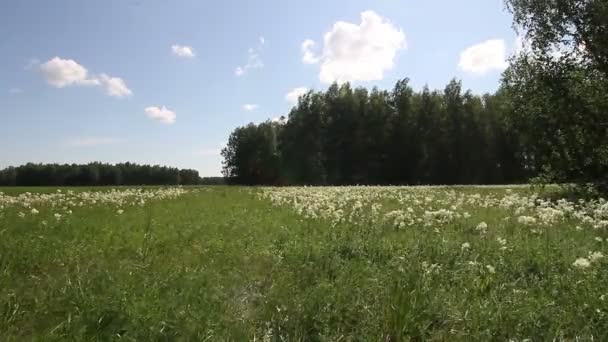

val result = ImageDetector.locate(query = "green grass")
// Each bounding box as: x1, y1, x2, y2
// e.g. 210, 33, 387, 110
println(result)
1, 186, 607, 340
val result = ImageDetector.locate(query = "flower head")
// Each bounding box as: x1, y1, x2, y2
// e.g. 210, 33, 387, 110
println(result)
573, 258, 591, 269
476, 222, 488, 234
589, 251, 604, 262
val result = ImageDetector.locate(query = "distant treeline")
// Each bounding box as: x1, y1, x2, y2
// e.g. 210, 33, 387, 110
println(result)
0, 162, 225, 186
222, 79, 534, 186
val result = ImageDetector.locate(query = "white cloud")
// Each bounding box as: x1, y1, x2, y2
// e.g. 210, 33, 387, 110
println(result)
259, 36, 265, 45
285, 87, 309, 105
242, 104, 259, 112
235, 40, 265, 77
301, 39, 320, 64
171, 44, 196, 58
39, 57, 100, 88
302, 11, 406, 84
99, 74, 133, 98
8, 87, 23, 95
38, 57, 132, 98
145, 106, 176, 124
458, 39, 509, 74
68, 137, 119, 147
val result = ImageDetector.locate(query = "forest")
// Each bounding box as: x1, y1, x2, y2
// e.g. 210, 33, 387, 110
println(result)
223, 80, 530, 185
221, 0, 608, 189
0, 162, 205, 186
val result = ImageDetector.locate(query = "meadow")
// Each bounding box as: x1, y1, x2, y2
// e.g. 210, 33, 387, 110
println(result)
1, 185, 608, 341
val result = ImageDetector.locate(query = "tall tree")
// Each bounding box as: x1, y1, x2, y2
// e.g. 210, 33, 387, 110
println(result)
222, 78, 531, 186
504, 0, 608, 189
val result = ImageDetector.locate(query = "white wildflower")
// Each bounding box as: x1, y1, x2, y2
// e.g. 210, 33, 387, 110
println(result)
573, 258, 591, 269
518, 216, 537, 225
589, 251, 604, 262
476, 221, 488, 234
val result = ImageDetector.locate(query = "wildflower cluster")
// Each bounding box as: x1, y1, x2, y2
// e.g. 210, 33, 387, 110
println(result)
0, 187, 191, 218
260, 186, 608, 270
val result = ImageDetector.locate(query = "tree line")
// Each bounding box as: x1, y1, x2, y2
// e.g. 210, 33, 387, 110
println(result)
222, 0, 608, 189
0, 162, 210, 186
222, 80, 532, 185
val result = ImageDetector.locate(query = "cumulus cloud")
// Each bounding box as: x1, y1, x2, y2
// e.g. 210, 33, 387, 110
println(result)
301, 11, 406, 84
39, 57, 100, 87
301, 39, 320, 64
235, 39, 265, 77
38, 57, 132, 98
145, 106, 176, 124
68, 137, 119, 147
242, 104, 259, 112
285, 87, 309, 105
458, 39, 509, 74
99, 74, 133, 98
171, 44, 196, 58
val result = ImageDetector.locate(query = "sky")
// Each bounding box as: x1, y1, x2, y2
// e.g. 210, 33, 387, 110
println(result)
0, 0, 519, 176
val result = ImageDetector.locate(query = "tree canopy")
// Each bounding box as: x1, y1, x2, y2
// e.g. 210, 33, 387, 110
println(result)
0, 162, 203, 186
222, 79, 533, 185
504, 0, 608, 189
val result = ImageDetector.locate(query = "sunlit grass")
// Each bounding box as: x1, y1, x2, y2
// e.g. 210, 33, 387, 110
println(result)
1, 186, 607, 340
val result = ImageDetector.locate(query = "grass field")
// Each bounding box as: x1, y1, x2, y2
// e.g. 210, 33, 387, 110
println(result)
1, 186, 608, 340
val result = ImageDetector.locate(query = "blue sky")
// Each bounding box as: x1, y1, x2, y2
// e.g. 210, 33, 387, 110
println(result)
1, 0, 518, 176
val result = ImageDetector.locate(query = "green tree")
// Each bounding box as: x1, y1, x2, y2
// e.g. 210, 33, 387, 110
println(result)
503, 0, 608, 189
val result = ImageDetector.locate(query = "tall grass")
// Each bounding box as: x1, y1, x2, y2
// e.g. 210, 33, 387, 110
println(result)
1, 186, 607, 340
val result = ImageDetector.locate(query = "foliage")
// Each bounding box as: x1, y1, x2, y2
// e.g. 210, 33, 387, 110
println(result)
504, 0, 608, 191
0, 162, 202, 186
221, 122, 281, 185
223, 79, 533, 185
505, 0, 608, 76
502, 56, 608, 186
